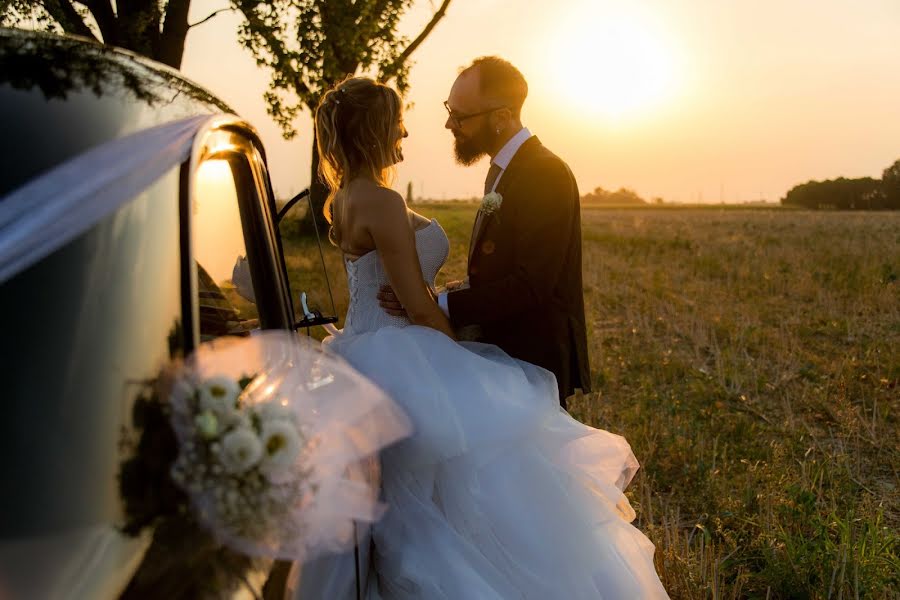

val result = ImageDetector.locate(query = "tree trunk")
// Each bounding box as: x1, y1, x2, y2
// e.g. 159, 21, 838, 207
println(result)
158, 0, 191, 69
301, 122, 330, 236
44, 0, 98, 40
45, 0, 190, 70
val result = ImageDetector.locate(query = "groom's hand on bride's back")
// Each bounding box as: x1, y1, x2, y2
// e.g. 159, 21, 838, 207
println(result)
380, 284, 440, 317
378, 285, 408, 317
444, 279, 467, 292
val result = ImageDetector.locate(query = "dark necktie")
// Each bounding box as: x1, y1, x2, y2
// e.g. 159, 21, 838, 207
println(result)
484, 163, 502, 195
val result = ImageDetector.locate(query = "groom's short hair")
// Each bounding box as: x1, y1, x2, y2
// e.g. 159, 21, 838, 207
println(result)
462, 56, 528, 118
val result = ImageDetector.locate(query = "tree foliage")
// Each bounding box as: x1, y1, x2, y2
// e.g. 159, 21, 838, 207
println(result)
583, 186, 648, 205
234, 0, 450, 133
232, 0, 452, 228
0, 0, 204, 68
881, 159, 900, 208
781, 171, 899, 210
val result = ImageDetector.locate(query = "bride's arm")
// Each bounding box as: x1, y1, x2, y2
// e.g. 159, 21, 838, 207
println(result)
365, 189, 456, 339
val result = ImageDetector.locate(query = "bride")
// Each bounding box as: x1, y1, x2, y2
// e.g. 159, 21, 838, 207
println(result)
316, 77, 669, 599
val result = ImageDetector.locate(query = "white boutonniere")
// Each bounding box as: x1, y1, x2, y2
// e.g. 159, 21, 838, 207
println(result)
481, 191, 503, 216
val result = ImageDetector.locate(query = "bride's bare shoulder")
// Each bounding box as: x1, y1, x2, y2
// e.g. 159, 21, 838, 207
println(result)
344, 180, 428, 236
357, 183, 404, 210
348, 182, 406, 224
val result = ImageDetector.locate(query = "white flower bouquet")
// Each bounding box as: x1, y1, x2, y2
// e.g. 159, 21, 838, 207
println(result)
117, 332, 409, 596
161, 331, 411, 562
170, 372, 313, 552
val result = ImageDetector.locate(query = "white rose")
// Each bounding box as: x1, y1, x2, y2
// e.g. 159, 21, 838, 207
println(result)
259, 420, 302, 476
198, 375, 242, 416
219, 427, 263, 474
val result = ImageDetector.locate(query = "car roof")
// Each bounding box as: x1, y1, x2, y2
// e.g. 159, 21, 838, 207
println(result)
0, 27, 235, 197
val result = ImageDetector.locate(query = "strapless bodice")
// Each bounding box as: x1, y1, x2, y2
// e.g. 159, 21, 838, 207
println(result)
342, 219, 449, 335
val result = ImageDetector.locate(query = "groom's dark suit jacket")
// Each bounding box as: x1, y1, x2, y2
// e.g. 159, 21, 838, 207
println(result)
447, 136, 591, 407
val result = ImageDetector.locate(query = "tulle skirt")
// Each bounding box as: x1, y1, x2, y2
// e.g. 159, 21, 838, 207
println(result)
325, 325, 669, 599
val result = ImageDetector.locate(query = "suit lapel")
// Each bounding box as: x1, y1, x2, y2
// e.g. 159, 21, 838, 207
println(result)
468, 137, 542, 264
467, 137, 543, 265
469, 174, 503, 263
468, 209, 484, 262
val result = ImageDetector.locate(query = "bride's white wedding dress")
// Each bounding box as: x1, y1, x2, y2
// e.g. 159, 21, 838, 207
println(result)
324, 219, 669, 599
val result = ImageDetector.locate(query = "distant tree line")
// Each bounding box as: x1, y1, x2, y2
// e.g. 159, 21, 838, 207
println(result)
781, 159, 900, 210
583, 186, 663, 205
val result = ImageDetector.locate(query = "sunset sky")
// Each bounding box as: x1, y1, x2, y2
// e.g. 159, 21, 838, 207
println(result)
181, 0, 900, 203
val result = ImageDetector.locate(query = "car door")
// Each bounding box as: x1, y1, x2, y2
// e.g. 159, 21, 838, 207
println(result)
0, 162, 187, 599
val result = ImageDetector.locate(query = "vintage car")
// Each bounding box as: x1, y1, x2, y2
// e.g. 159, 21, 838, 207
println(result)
0, 27, 365, 599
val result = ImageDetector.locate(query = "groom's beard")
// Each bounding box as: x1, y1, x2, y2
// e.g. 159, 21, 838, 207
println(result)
453, 122, 494, 166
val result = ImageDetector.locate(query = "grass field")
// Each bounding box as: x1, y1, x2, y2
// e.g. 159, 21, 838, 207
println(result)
281, 204, 899, 599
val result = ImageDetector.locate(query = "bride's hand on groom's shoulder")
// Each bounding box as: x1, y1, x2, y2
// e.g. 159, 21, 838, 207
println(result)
378, 285, 408, 317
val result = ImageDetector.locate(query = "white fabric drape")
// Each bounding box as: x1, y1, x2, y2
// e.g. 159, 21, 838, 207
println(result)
0, 114, 216, 284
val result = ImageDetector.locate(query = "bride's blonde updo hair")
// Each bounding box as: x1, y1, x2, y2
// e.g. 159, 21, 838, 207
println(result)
315, 77, 403, 234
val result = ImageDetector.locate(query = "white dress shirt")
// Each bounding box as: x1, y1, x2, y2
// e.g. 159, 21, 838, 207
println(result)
438, 127, 533, 317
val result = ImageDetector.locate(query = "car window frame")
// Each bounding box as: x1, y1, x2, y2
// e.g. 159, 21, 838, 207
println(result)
180, 121, 295, 354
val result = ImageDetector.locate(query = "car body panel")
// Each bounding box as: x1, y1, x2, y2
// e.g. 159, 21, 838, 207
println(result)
0, 27, 361, 600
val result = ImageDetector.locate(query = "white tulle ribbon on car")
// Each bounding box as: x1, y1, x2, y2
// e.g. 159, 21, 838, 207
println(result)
166, 331, 411, 562
0, 114, 216, 284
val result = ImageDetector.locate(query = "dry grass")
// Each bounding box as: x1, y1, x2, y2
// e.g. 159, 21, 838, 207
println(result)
282, 204, 900, 599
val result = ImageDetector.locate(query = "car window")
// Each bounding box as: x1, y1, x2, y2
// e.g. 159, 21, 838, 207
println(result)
193, 158, 260, 341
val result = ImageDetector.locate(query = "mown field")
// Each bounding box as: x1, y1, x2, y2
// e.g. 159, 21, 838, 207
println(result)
281, 204, 900, 599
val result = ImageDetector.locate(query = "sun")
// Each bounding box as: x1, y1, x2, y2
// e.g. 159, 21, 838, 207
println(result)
545, 9, 679, 121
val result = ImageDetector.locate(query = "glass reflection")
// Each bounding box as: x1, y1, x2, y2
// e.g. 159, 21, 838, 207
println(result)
0, 167, 183, 597
193, 159, 260, 339
0, 27, 233, 197
0, 28, 230, 109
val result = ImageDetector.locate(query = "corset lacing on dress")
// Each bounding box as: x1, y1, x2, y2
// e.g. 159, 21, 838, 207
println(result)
341, 219, 449, 336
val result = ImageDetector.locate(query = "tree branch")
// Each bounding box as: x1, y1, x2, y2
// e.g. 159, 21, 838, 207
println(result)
43, 0, 97, 40
234, 1, 314, 101
188, 7, 235, 29
380, 0, 451, 81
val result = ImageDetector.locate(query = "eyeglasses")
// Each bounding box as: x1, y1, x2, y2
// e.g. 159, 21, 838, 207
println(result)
444, 101, 507, 128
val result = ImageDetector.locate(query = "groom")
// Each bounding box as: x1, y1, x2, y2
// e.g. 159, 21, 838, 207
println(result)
383, 56, 590, 408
